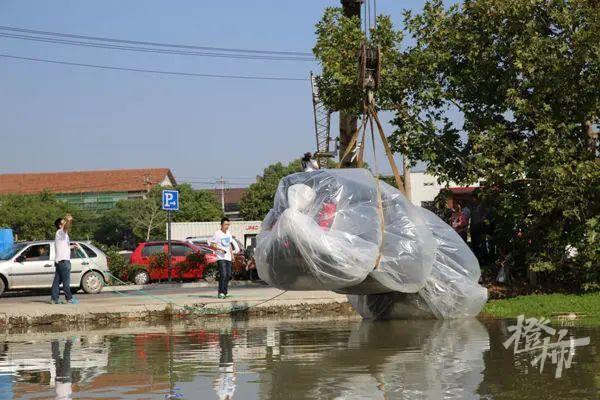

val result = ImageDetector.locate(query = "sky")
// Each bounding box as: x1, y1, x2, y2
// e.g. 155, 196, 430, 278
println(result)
0, 0, 455, 189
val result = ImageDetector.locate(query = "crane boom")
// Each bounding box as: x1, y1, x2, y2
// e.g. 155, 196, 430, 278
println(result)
310, 72, 335, 165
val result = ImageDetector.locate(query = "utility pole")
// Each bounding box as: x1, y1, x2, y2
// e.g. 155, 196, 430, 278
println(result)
339, 0, 363, 168
218, 176, 226, 213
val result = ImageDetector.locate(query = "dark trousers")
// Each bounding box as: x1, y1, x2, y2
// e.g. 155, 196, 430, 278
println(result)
471, 228, 486, 261
51, 260, 73, 301
51, 339, 72, 382
218, 260, 232, 295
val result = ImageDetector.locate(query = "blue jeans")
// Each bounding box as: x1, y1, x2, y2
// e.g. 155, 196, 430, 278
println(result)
217, 260, 232, 295
51, 260, 73, 302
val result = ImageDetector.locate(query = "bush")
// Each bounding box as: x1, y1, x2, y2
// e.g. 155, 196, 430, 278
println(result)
149, 253, 168, 270
105, 248, 137, 285
203, 262, 218, 282
176, 252, 207, 274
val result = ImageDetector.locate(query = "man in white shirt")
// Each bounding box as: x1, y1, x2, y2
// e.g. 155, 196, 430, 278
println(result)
210, 217, 240, 299
51, 214, 78, 304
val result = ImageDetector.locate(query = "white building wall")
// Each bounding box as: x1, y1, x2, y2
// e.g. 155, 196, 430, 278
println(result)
408, 171, 479, 206
169, 221, 262, 241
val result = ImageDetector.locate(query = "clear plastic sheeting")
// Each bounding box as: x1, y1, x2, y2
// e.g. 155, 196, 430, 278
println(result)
255, 168, 487, 319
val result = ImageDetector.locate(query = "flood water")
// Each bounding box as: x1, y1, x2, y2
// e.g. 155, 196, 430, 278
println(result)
0, 317, 598, 400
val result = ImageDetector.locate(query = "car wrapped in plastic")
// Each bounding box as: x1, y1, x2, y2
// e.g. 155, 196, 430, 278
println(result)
255, 168, 487, 319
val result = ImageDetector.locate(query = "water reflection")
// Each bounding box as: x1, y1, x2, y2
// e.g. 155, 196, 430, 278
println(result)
0, 318, 597, 399
51, 339, 72, 400
260, 319, 490, 399
214, 330, 236, 400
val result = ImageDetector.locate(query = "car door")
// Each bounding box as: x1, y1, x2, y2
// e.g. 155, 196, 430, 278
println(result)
69, 244, 88, 288
141, 244, 168, 281
11, 243, 53, 288
170, 244, 195, 279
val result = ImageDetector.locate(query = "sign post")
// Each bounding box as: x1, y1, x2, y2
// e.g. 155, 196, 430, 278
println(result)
162, 190, 179, 283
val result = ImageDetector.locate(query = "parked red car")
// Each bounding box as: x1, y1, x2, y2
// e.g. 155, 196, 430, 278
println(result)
129, 241, 216, 285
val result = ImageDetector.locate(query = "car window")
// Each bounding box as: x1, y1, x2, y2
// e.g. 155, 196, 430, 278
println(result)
171, 245, 193, 257
142, 244, 165, 257
70, 245, 87, 259
22, 244, 51, 262
80, 243, 98, 258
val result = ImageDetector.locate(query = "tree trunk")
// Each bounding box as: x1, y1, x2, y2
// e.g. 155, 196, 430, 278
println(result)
338, 0, 362, 168
403, 156, 412, 202
341, 0, 362, 17
339, 114, 359, 167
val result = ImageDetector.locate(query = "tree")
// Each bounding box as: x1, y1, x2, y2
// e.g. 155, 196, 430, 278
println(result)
313, 8, 403, 116
393, 0, 600, 290
173, 184, 223, 223
0, 192, 95, 241
314, 0, 600, 291
95, 184, 222, 246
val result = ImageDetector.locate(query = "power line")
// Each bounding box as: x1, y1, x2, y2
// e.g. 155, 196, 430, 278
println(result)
0, 25, 314, 57
0, 32, 316, 62
0, 53, 308, 81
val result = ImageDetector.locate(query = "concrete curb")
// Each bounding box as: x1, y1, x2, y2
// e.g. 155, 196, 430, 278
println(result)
102, 280, 266, 293
0, 287, 355, 332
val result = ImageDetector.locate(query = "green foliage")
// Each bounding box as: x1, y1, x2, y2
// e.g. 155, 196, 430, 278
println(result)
0, 183, 222, 249
483, 293, 600, 325
203, 262, 218, 281
149, 252, 168, 270
313, 8, 403, 115
94, 183, 222, 247
314, 0, 600, 292
176, 252, 208, 274
0, 192, 95, 240
104, 248, 138, 284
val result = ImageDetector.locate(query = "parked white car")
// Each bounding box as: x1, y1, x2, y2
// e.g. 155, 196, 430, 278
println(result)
0, 241, 109, 296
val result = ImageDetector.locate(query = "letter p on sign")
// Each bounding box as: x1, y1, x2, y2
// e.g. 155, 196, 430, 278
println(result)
162, 190, 179, 211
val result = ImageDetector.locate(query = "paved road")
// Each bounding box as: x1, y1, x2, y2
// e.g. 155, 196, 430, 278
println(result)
0, 283, 266, 305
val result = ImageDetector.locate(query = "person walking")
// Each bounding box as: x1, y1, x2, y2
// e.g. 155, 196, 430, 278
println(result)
210, 217, 240, 299
51, 214, 79, 304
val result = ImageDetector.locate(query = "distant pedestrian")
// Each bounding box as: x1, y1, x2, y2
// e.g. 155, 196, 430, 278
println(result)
470, 202, 489, 261
301, 152, 320, 172
451, 204, 469, 243
51, 214, 79, 304
210, 217, 240, 299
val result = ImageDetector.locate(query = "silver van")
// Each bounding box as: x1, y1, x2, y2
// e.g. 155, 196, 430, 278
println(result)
0, 241, 109, 296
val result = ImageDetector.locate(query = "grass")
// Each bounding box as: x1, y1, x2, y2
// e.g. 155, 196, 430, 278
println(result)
482, 292, 600, 324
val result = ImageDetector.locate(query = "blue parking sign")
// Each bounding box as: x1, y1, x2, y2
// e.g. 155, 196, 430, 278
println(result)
162, 189, 179, 211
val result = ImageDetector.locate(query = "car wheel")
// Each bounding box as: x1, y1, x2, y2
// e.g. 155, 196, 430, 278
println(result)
133, 270, 150, 286
0, 278, 5, 296
81, 271, 104, 294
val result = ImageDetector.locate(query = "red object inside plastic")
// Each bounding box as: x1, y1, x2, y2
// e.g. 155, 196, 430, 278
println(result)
317, 202, 337, 230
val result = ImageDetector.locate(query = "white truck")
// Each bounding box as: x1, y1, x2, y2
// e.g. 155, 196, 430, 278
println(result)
168, 221, 262, 251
